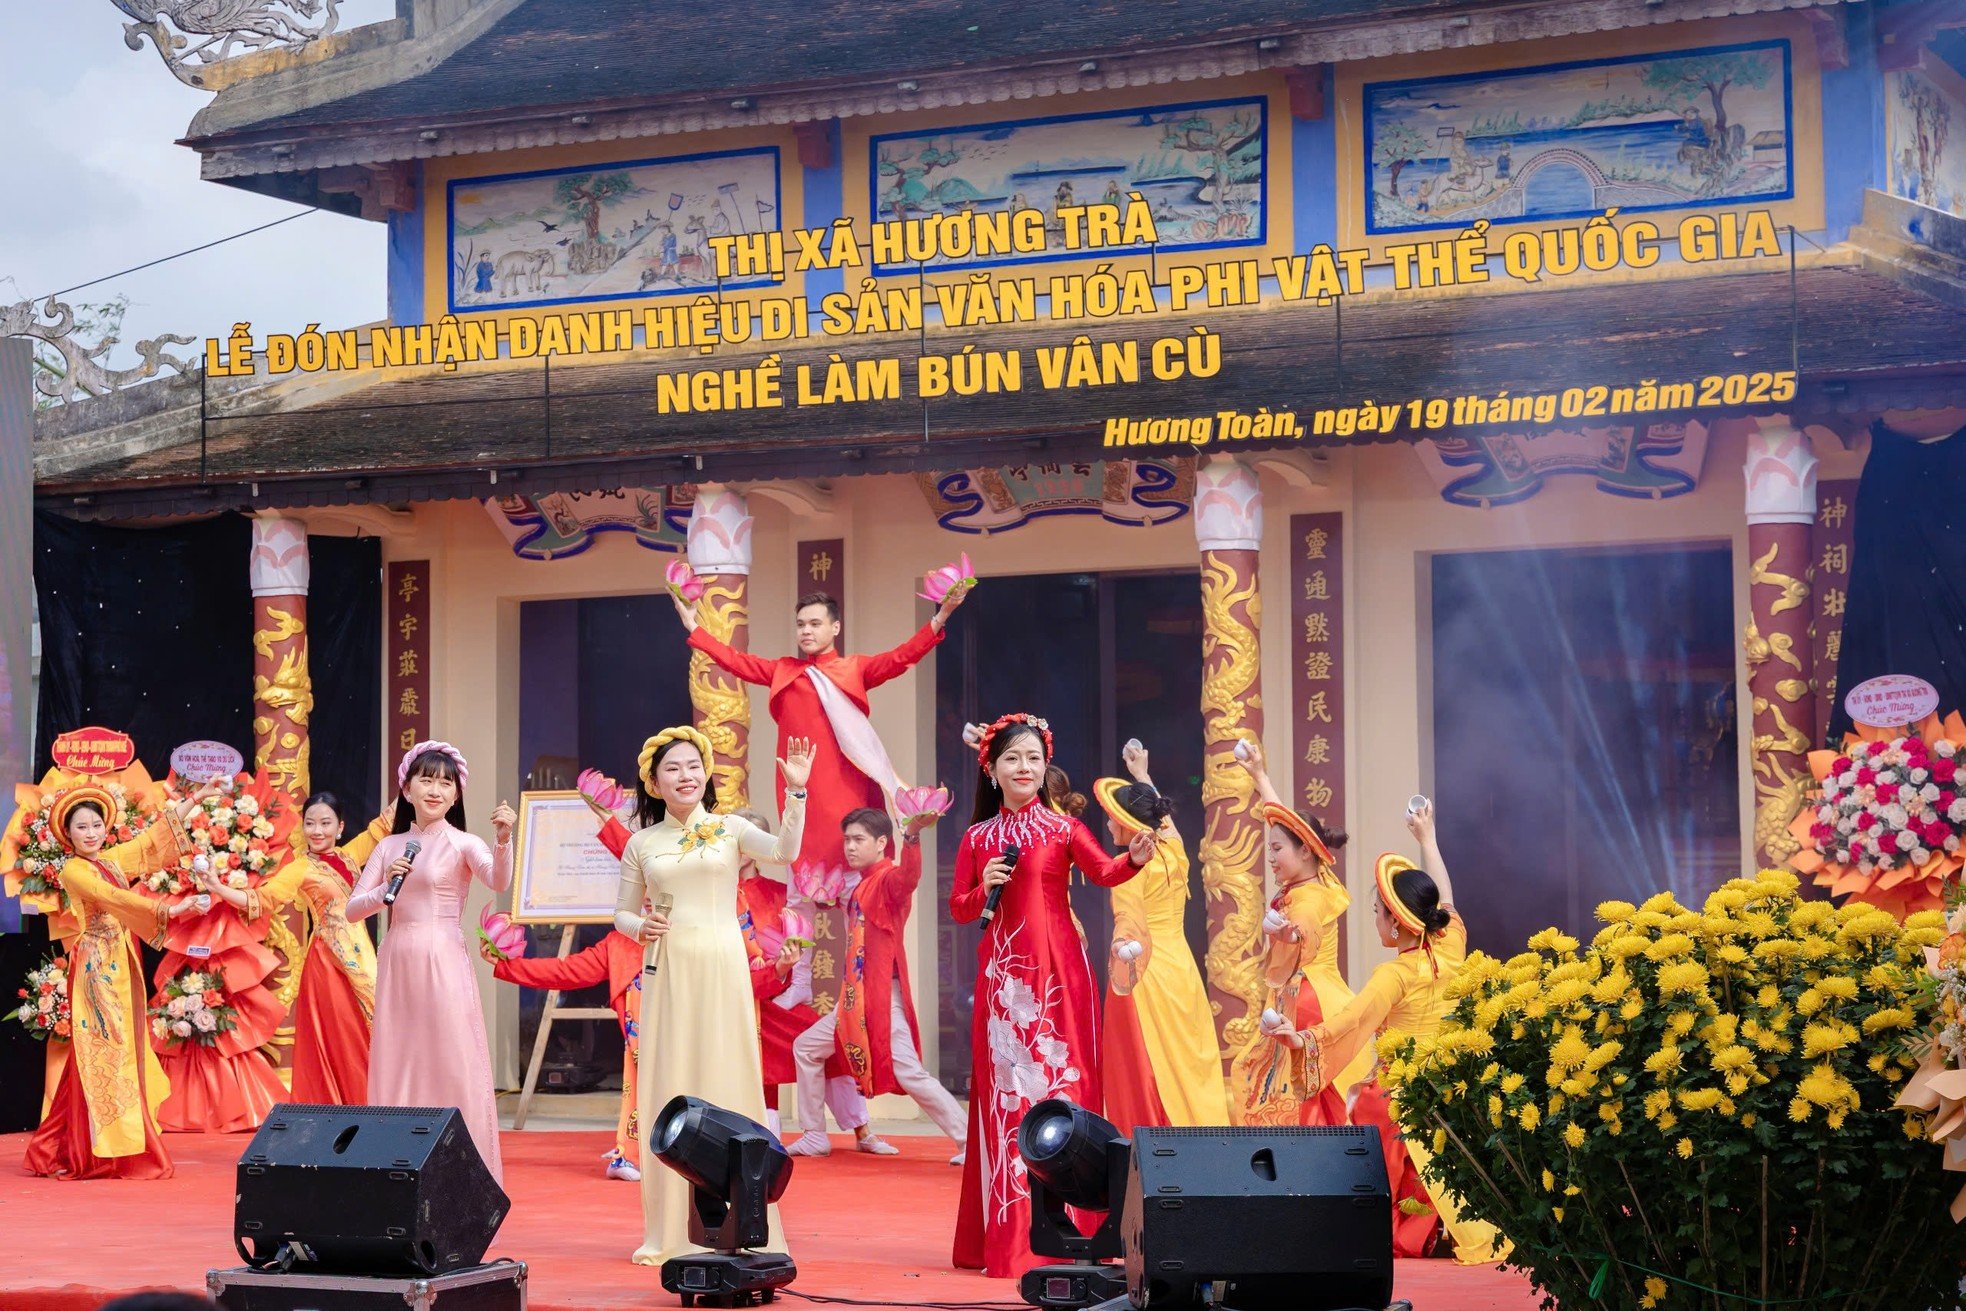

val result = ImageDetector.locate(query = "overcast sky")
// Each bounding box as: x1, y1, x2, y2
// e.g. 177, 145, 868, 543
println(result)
2, 3, 401, 367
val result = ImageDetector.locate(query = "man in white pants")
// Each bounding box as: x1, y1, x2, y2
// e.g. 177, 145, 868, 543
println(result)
788, 808, 966, 1159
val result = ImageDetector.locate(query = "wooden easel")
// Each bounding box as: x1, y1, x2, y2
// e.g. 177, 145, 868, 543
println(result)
511, 923, 619, 1130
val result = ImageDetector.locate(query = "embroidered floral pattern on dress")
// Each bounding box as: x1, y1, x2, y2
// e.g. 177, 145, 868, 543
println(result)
980, 921, 1082, 1225
677, 818, 727, 856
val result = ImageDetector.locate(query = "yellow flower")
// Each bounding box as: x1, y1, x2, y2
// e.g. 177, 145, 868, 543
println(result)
1541, 1168, 1556, 1192
1641, 1275, 1668, 1308
1549, 1028, 1592, 1073
1433, 1128, 1447, 1153
1552, 1206, 1566, 1223
1530, 927, 1581, 954
1563, 1122, 1587, 1148
1641, 892, 1680, 914
1597, 900, 1637, 923
1646, 933, 1696, 962
1816, 976, 1858, 1001
1644, 1044, 1684, 1076
1518, 1103, 1541, 1130
1500, 1072, 1526, 1095
1666, 1011, 1699, 1037
1717, 943, 1750, 965
1679, 1087, 1725, 1112
1802, 1020, 1856, 1059
1863, 1007, 1915, 1034
1676, 1137, 1694, 1158
1620, 995, 1646, 1020
1657, 961, 1712, 995
1710, 1044, 1754, 1075
1656, 1110, 1678, 1132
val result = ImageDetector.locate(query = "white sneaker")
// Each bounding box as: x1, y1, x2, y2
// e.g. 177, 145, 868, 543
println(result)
949, 1148, 966, 1166
856, 1135, 901, 1156
786, 1130, 832, 1157
604, 1151, 642, 1182
766, 1108, 782, 1136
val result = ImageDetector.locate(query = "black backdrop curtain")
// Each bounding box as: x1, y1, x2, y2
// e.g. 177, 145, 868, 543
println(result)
307, 533, 384, 820
35, 510, 257, 777
1828, 424, 1966, 740
9, 511, 381, 1129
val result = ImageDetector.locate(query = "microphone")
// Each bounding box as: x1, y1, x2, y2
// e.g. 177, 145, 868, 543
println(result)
979, 843, 1020, 924
642, 892, 676, 977
382, 839, 421, 906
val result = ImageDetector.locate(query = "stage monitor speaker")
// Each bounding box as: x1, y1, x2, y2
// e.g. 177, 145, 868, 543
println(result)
1121, 1125, 1392, 1311
235, 1104, 510, 1276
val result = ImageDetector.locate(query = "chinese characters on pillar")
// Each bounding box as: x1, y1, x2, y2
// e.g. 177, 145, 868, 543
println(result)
386, 561, 431, 765
1290, 515, 1346, 934
797, 539, 845, 647
795, 538, 846, 1003
1812, 481, 1858, 733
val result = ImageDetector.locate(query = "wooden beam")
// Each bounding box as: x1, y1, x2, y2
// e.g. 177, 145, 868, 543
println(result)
1804, 8, 1848, 73
1878, 0, 1966, 73
318, 161, 416, 221
1282, 65, 1327, 121
795, 120, 836, 170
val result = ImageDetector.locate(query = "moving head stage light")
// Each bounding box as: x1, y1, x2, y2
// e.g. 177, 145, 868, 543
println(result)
651, 1095, 797, 1308
1018, 1099, 1133, 1308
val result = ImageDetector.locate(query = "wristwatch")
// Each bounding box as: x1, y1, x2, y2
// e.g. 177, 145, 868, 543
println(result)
786, 788, 808, 800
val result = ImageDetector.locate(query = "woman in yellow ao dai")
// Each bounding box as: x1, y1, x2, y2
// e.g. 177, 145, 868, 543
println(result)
614, 727, 812, 1266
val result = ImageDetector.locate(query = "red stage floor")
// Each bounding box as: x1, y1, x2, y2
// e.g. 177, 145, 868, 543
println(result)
0, 1129, 1539, 1311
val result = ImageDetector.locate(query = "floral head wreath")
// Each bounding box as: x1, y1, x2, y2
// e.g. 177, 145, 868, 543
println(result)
639, 726, 716, 790
976, 713, 1052, 771
398, 741, 469, 792
49, 784, 119, 855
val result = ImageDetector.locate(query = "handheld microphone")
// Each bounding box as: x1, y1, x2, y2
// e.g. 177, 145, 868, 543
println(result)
979, 843, 1020, 924
382, 839, 421, 906
642, 892, 677, 977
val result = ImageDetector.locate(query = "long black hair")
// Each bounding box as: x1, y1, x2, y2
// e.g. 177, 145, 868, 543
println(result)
636, 738, 719, 827
969, 721, 1047, 826
391, 750, 467, 834
1389, 863, 1453, 935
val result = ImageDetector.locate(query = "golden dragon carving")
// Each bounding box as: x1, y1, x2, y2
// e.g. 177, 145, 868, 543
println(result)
691, 579, 752, 807
1198, 555, 1267, 1055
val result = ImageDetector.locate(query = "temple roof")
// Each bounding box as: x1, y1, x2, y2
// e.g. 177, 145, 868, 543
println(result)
185, 0, 1848, 209
35, 260, 1966, 520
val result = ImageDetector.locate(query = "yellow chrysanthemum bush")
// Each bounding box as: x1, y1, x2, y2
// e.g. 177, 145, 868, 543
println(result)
1382, 870, 1966, 1311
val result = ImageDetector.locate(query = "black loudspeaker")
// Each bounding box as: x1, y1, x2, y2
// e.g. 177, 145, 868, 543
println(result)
235, 1104, 511, 1276
1121, 1125, 1393, 1311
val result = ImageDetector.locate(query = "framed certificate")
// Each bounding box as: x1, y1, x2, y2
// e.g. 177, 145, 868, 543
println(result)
510, 790, 623, 924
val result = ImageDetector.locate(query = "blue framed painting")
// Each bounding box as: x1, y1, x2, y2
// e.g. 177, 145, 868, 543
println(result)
446, 146, 783, 313
1362, 40, 1794, 235
866, 96, 1270, 273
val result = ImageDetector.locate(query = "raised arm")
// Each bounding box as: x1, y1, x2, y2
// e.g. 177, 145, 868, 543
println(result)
860, 620, 947, 689
339, 811, 393, 872
687, 625, 777, 686
736, 796, 805, 866
1237, 736, 1284, 809
871, 835, 928, 927
460, 833, 514, 895
1407, 801, 1454, 910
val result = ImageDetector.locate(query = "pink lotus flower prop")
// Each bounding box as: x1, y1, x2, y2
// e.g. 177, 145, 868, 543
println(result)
917, 553, 976, 605
781, 907, 815, 951
791, 861, 848, 907
665, 559, 705, 603
477, 907, 527, 961
577, 768, 627, 813
895, 785, 952, 820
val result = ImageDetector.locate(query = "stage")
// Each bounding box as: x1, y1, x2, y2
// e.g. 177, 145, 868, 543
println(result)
0, 1128, 1540, 1311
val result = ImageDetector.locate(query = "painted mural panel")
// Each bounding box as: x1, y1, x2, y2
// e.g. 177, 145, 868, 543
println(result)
1363, 40, 1793, 234
866, 97, 1268, 271
1889, 68, 1964, 218
447, 146, 782, 312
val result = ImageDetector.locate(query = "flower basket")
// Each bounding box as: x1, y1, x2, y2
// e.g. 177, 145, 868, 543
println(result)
1383, 871, 1966, 1311
155, 772, 293, 896
148, 966, 240, 1048
9, 953, 71, 1042
1788, 711, 1966, 919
